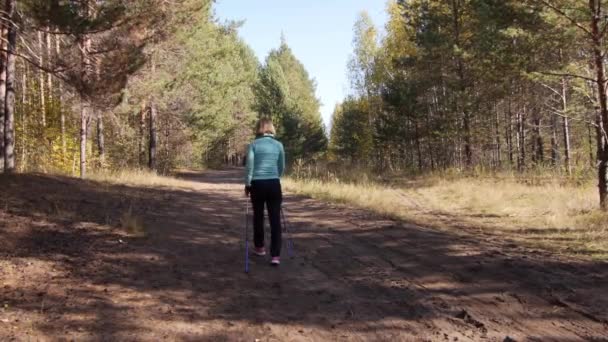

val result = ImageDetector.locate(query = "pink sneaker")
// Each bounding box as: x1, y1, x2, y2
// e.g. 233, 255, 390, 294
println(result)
253, 247, 266, 256
270, 257, 280, 266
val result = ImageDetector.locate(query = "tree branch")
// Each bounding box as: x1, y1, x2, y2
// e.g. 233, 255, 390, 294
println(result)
537, 81, 563, 97
535, 0, 593, 37
536, 70, 597, 82
0, 48, 71, 83
548, 107, 598, 127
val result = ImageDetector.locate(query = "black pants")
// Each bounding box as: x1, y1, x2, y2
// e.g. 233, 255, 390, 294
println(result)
250, 179, 282, 257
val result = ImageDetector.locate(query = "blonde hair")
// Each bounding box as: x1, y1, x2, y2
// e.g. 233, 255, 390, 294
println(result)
256, 118, 276, 135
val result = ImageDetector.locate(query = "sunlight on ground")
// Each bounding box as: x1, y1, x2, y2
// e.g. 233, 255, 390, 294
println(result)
88, 169, 200, 190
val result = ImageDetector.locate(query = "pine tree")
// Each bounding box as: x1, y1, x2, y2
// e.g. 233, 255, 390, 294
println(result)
254, 39, 327, 162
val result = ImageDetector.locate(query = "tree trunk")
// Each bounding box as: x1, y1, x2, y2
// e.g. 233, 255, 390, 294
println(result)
45, 28, 52, 104
97, 112, 105, 168
21, 67, 27, 171
4, 0, 16, 173
521, 107, 527, 171
80, 101, 89, 178
414, 120, 423, 171
148, 56, 157, 171
588, 123, 595, 167
37, 31, 46, 127
165, 118, 170, 163
590, 0, 608, 209
0, 19, 7, 167
149, 101, 157, 171
426, 105, 435, 170
463, 109, 472, 167
495, 103, 502, 168
450, 0, 472, 168
562, 116, 572, 175
550, 112, 559, 167
56, 33, 66, 158
139, 101, 147, 166
516, 106, 525, 172
587, 79, 599, 168
507, 96, 514, 167
79, 34, 91, 178
560, 78, 572, 175
533, 116, 543, 165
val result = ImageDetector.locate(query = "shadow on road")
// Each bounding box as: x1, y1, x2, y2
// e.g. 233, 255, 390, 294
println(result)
0, 169, 606, 340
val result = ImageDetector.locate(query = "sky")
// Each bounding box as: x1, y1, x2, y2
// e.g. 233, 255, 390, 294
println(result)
213, 0, 388, 128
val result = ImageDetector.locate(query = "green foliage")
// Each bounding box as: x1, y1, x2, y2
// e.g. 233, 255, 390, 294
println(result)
114, 2, 260, 169
254, 39, 327, 162
348, 11, 380, 96
329, 98, 373, 163
5, 0, 336, 176
9, 0, 265, 174
14, 71, 79, 174
331, 0, 597, 178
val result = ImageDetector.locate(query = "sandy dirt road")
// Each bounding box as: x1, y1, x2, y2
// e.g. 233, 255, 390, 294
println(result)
0, 169, 607, 341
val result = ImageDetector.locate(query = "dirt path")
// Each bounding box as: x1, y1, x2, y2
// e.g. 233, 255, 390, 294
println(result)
1, 169, 607, 341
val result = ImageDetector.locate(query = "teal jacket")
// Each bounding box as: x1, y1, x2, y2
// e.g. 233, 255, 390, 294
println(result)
245, 135, 285, 186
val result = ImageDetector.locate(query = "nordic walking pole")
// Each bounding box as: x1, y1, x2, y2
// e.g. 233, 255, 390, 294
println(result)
281, 207, 294, 258
245, 199, 250, 273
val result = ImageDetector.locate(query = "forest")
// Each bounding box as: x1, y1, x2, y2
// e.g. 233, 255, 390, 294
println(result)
1, 1, 608, 340
0, 0, 607, 209
0, 0, 325, 177
328, 0, 608, 210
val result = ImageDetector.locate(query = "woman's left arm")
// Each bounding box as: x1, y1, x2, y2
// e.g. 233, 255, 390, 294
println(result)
245, 143, 255, 186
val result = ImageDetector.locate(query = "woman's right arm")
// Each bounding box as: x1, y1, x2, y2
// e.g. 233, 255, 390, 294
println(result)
277, 143, 285, 177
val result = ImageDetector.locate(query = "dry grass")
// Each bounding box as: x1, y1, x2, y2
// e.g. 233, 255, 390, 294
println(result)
120, 206, 146, 237
284, 175, 608, 260
88, 169, 200, 190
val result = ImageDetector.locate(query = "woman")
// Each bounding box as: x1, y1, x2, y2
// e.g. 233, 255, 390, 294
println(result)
245, 118, 285, 266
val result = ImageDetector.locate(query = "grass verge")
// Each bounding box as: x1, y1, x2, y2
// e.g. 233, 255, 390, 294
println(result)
283, 176, 608, 260
88, 169, 201, 190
